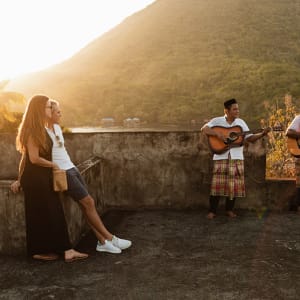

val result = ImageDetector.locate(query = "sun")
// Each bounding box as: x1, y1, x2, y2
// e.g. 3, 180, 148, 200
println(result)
0, 0, 155, 81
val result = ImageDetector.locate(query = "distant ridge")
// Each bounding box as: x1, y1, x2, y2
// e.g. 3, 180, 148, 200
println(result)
5, 0, 300, 126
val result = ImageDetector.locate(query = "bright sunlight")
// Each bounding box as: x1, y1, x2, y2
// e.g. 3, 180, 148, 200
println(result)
0, 0, 155, 81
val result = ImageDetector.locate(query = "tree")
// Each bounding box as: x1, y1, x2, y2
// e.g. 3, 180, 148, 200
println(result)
264, 94, 297, 178
0, 92, 25, 133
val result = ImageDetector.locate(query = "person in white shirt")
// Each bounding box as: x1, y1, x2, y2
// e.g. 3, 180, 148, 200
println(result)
201, 98, 268, 219
286, 115, 300, 214
46, 99, 132, 254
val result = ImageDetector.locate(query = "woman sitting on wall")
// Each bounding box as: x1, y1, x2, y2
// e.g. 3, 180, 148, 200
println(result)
45, 98, 132, 254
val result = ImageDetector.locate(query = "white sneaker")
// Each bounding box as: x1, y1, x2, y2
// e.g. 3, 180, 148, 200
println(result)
96, 240, 121, 254
112, 235, 132, 250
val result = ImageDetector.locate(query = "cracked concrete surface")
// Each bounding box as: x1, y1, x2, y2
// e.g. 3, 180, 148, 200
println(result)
0, 209, 300, 300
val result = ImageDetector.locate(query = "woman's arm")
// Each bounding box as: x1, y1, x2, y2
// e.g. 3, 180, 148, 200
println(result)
27, 135, 59, 169
11, 137, 59, 193
18, 152, 25, 180
10, 153, 25, 193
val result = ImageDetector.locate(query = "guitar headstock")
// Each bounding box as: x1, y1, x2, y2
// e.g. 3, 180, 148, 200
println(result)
253, 125, 284, 135
272, 125, 284, 132
261, 125, 284, 133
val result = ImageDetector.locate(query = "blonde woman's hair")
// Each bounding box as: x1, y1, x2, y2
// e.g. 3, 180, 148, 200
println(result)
16, 95, 50, 153
49, 99, 59, 111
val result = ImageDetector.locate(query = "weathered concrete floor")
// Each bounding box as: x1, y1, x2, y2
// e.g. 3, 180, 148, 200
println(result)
0, 209, 300, 300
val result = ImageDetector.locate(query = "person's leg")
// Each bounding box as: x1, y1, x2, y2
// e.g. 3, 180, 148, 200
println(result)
79, 195, 131, 252
207, 196, 220, 219
226, 159, 245, 218
296, 188, 300, 214
225, 197, 237, 218
207, 159, 219, 220
66, 168, 131, 252
207, 160, 227, 219
66, 168, 113, 243
78, 195, 112, 243
295, 158, 300, 214
32, 253, 59, 261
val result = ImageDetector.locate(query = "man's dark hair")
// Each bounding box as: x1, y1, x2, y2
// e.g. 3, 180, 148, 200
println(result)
224, 98, 237, 109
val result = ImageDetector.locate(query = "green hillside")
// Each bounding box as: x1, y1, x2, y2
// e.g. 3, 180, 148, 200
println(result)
5, 0, 300, 126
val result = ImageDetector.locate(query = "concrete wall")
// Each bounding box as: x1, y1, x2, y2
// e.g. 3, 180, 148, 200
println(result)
0, 180, 26, 255
0, 130, 296, 255
0, 130, 296, 210
0, 133, 21, 180
64, 130, 295, 211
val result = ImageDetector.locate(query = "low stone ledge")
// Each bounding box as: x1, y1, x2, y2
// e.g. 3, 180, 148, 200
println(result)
265, 178, 296, 211
0, 131, 297, 255
0, 157, 102, 256
0, 180, 26, 255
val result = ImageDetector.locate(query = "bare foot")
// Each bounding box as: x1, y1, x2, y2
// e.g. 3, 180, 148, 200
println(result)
65, 249, 89, 263
226, 211, 237, 218
32, 253, 59, 261
207, 212, 216, 219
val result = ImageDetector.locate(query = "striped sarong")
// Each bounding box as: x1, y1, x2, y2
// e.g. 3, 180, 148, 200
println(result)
210, 159, 245, 200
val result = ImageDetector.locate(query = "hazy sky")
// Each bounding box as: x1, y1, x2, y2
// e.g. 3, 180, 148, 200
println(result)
0, 0, 156, 81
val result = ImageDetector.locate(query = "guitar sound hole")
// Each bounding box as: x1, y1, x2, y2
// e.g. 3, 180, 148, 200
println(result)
229, 132, 238, 141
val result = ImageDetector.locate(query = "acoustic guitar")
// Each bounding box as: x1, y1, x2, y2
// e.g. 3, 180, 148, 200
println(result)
207, 125, 272, 154
286, 137, 300, 157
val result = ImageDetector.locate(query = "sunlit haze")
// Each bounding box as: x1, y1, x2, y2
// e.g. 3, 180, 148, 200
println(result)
0, 0, 155, 81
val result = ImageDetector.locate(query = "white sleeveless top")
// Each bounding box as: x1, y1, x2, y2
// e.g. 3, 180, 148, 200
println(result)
46, 124, 75, 170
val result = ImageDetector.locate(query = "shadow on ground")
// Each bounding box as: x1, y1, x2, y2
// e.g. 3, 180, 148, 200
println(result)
0, 209, 300, 300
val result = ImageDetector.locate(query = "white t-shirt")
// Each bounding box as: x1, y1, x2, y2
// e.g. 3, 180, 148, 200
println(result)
46, 124, 75, 170
287, 115, 300, 131
206, 116, 252, 160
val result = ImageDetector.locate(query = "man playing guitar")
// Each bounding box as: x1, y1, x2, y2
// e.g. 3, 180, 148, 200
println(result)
201, 98, 268, 219
286, 115, 300, 214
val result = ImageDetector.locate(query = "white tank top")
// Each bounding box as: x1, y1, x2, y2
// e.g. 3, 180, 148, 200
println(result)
46, 124, 75, 170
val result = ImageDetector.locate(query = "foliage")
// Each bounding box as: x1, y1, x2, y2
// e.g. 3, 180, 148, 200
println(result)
264, 94, 298, 178
0, 91, 25, 133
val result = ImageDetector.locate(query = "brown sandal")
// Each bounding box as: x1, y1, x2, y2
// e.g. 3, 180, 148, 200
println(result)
226, 211, 237, 218
65, 249, 89, 263
207, 212, 216, 219
32, 253, 59, 261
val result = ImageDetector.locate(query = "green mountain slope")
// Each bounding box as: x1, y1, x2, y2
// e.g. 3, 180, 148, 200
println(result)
5, 0, 300, 126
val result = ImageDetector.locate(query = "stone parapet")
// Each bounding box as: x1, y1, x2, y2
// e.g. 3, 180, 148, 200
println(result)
0, 131, 296, 255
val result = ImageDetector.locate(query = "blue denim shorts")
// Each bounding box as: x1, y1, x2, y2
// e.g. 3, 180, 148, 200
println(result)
66, 167, 89, 201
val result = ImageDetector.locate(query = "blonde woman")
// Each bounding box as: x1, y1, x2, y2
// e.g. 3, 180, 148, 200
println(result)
46, 99, 132, 253
11, 95, 88, 262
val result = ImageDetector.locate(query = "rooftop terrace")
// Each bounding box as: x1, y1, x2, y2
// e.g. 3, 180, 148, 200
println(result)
1, 209, 300, 299
0, 130, 299, 299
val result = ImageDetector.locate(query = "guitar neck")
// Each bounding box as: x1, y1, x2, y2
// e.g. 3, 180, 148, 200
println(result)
236, 130, 252, 136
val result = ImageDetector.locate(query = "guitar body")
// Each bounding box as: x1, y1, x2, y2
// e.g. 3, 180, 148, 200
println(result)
208, 126, 245, 154
286, 137, 300, 157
